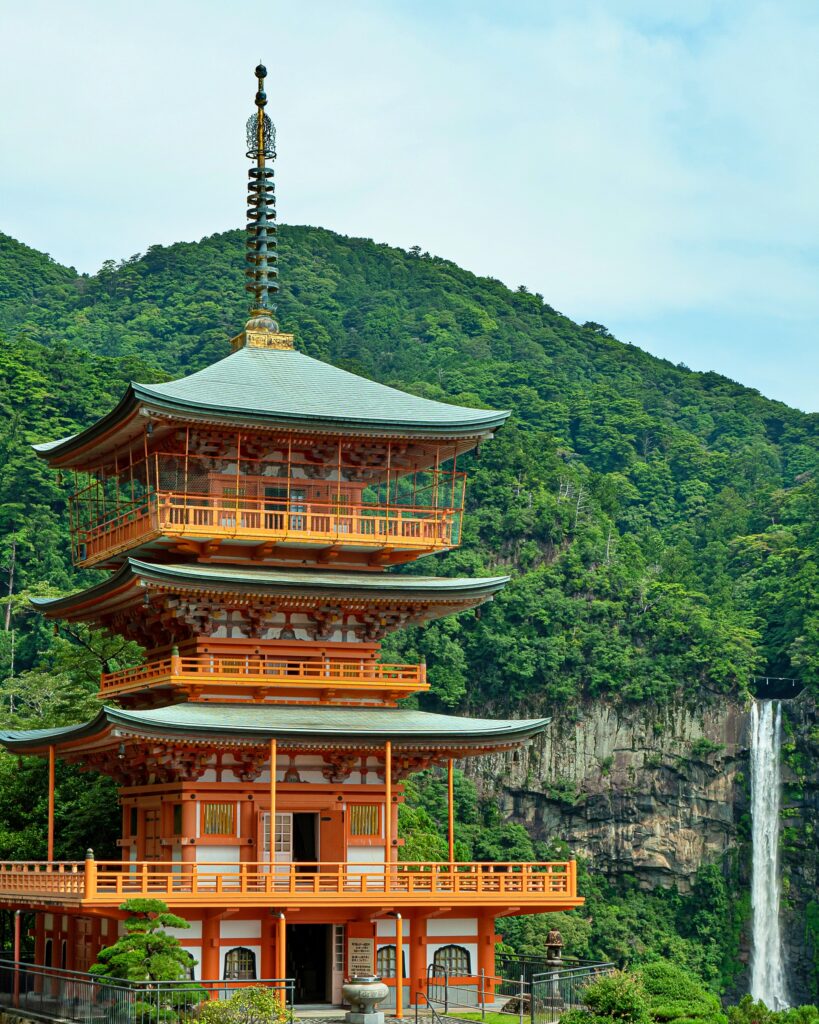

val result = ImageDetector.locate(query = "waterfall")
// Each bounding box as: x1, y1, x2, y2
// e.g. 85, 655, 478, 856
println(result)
749, 699, 789, 1010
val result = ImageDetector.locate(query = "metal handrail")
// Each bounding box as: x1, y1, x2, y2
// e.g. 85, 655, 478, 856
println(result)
416, 989, 450, 1024
0, 958, 295, 1024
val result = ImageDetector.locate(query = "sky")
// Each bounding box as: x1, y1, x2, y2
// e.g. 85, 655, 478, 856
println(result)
0, 0, 817, 411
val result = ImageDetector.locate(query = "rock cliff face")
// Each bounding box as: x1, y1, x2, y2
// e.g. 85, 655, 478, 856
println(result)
467, 692, 818, 1003
472, 698, 748, 892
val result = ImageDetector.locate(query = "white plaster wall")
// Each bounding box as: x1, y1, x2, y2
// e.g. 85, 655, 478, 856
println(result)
220, 919, 261, 939
376, 920, 412, 938
427, 919, 478, 936
166, 921, 202, 939
347, 846, 385, 872
195, 845, 240, 869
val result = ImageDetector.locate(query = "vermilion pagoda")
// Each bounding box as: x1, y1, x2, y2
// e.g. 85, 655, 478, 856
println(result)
0, 65, 580, 1005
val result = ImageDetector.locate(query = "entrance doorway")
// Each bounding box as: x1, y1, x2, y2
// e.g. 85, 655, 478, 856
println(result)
261, 812, 318, 870
287, 924, 330, 1004
293, 812, 318, 865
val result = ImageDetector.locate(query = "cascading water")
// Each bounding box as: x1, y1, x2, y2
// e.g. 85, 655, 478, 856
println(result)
749, 699, 789, 1010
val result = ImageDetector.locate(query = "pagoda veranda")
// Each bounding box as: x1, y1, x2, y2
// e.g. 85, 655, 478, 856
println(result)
0, 64, 581, 1002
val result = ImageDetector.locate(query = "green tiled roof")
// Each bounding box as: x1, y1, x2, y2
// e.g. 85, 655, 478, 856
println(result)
0, 703, 550, 751
140, 348, 508, 430
30, 558, 509, 617
34, 347, 509, 459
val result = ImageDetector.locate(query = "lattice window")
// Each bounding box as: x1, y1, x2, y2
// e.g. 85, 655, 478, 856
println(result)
263, 813, 293, 856
274, 813, 292, 854
376, 944, 406, 979
224, 946, 257, 980
334, 925, 345, 972
350, 804, 380, 836
433, 945, 471, 976
202, 802, 236, 836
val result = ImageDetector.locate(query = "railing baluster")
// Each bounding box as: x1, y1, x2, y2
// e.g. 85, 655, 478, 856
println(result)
0, 856, 574, 907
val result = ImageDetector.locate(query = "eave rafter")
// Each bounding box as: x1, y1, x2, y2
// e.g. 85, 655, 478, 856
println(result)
62, 732, 522, 786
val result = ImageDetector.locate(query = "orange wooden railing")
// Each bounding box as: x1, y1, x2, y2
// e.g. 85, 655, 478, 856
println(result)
99, 654, 428, 697
72, 493, 460, 565
0, 860, 578, 905
0, 862, 85, 897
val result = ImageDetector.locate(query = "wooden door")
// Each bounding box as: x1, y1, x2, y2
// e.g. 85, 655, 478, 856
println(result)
75, 919, 93, 972
144, 809, 161, 862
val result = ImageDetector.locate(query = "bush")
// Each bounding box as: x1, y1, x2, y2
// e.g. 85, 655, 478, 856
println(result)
637, 961, 726, 1024
89, 898, 197, 983
197, 987, 289, 1024
559, 970, 651, 1023
728, 996, 819, 1024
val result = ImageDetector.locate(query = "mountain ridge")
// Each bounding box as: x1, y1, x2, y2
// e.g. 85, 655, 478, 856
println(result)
1, 226, 812, 421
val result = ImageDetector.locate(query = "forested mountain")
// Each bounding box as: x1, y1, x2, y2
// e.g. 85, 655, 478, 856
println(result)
0, 226, 817, 995
1, 226, 817, 710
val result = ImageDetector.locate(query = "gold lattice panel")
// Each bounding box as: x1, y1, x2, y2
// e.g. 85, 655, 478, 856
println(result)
230, 328, 295, 351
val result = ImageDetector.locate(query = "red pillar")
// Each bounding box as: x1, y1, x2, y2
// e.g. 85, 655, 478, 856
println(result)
447, 759, 455, 864
477, 913, 496, 1001
181, 799, 197, 869
240, 799, 255, 864
276, 913, 287, 980
13, 910, 21, 1007
201, 915, 220, 982
47, 745, 55, 862
395, 913, 404, 1019
409, 915, 427, 1006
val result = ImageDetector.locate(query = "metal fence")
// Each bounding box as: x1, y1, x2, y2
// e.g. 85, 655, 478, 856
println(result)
496, 952, 610, 989
531, 964, 615, 1024
0, 959, 294, 1024
426, 958, 615, 1024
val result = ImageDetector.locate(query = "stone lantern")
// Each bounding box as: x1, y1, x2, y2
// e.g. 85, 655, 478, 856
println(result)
546, 928, 564, 965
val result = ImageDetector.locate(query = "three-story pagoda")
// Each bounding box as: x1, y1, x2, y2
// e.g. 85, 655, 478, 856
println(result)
0, 66, 581, 1004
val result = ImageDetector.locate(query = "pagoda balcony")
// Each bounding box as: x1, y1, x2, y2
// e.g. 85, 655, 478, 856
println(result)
0, 859, 580, 911
69, 450, 466, 569
72, 492, 461, 568
99, 652, 428, 704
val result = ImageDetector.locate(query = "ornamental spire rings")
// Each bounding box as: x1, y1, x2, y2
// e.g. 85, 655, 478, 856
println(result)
245, 62, 279, 324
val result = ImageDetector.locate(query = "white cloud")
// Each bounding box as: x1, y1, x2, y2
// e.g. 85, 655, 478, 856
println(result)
0, 0, 816, 408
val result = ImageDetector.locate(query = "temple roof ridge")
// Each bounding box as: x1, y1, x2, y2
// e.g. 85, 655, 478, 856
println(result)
30, 557, 510, 618
33, 344, 510, 463
0, 701, 551, 752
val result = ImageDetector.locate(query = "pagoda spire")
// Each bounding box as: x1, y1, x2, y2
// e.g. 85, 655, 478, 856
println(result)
245, 62, 278, 322
233, 63, 293, 351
